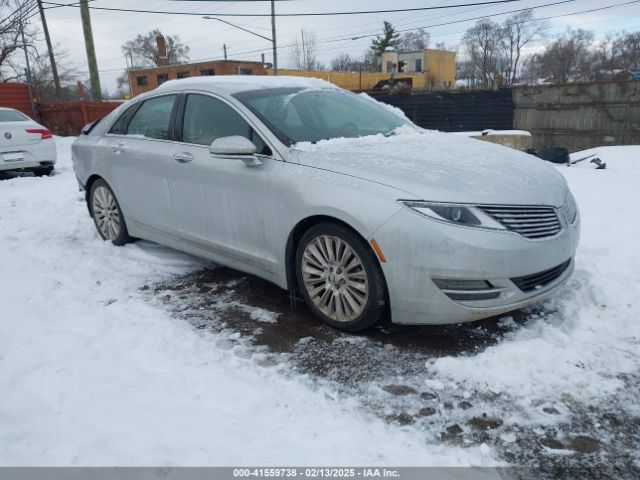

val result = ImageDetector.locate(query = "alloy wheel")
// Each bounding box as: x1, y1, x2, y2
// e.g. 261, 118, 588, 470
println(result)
92, 185, 121, 240
301, 235, 370, 323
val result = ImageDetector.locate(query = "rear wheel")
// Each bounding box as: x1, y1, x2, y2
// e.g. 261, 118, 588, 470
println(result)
296, 222, 387, 332
89, 179, 132, 246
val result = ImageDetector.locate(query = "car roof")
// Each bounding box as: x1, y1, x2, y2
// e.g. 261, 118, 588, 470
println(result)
154, 75, 339, 96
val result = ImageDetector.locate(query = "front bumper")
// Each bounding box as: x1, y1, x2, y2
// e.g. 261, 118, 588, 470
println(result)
372, 206, 580, 325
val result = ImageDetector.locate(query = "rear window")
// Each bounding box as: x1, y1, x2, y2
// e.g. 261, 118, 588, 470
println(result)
0, 110, 29, 122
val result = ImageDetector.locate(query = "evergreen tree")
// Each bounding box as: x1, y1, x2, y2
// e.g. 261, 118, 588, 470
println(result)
371, 22, 401, 56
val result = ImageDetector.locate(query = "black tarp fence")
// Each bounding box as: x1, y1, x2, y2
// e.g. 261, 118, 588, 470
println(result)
370, 90, 513, 132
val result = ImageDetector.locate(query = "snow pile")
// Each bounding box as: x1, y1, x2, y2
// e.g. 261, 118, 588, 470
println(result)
569, 145, 640, 167
431, 145, 640, 406
452, 130, 532, 137
0, 137, 492, 466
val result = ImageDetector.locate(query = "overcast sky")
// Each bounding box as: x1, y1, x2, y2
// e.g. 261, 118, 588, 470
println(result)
37, 0, 640, 92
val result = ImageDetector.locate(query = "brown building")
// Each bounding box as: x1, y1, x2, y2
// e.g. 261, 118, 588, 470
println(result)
127, 33, 266, 96
128, 59, 266, 97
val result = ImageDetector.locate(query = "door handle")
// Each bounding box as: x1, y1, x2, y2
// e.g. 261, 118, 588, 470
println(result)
173, 152, 194, 163
112, 144, 126, 155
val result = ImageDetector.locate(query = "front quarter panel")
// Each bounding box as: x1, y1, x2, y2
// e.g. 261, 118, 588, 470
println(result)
268, 158, 409, 288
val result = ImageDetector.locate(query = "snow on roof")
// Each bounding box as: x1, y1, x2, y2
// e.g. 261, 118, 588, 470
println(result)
155, 75, 339, 95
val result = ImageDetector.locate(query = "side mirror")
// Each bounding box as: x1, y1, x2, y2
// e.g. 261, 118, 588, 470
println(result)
209, 136, 261, 166
209, 136, 258, 155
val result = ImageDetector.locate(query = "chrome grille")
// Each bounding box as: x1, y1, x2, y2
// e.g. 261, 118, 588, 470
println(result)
478, 205, 562, 239
562, 194, 578, 224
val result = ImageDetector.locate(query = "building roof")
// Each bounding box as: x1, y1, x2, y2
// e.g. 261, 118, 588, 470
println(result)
154, 75, 339, 95
129, 59, 264, 73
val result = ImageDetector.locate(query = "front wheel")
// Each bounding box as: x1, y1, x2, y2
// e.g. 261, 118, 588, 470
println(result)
89, 179, 132, 246
296, 223, 387, 332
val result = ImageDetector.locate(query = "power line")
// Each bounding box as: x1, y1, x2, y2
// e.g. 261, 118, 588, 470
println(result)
41, 0, 532, 17
172, 0, 640, 63
0, 0, 37, 28
75, 0, 640, 77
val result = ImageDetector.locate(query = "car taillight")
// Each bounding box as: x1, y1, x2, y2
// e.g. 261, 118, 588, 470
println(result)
26, 128, 53, 140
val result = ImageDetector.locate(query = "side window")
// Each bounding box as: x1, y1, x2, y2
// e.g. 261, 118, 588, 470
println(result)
127, 95, 177, 140
182, 94, 271, 155
109, 104, 138, 135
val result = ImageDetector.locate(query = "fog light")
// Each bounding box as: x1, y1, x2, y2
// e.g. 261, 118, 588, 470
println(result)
433, 279, 492, 290
432, 278, 501, 301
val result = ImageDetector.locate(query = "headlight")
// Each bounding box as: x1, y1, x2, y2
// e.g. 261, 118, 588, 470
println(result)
399, 201, 506, 230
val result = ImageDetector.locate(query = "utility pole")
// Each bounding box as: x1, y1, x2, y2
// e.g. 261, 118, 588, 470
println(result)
36, 0, 60, 98
301, 29, 306, 72
19, 19, 37, 119
223, 43, 227, 60
79, 0, 101, 100
270, 0, 277, 75
124, 53, 133, 98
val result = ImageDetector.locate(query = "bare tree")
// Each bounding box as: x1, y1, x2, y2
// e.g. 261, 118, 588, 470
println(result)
613, 31, 640, 71
461, 19, 505, 88
399, 29, 430, 52
330, 53, 354, 71
122, 29, 190, 67
501, 9, 548, 86
289, 29, 322, 71
0, 0, 37, 80
29, 46, 79, 102
532, 29, 594, 83
592, 33, 618, 79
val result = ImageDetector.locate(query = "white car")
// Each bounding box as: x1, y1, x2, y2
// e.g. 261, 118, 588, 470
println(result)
0, 107, 56, 176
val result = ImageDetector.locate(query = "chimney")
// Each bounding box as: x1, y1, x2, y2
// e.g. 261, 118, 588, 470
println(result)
156, 34, 169, 66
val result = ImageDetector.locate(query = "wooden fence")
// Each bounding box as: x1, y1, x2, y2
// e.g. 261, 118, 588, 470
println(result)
0, 83, 33, 116
38, 101, 122, 136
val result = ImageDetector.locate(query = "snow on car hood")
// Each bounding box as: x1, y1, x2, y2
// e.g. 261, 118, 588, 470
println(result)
293, 129, 568, 207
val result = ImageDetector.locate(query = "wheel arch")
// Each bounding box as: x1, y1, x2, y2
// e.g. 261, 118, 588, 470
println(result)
284, 214, 388, 298
84, 174, 105, 216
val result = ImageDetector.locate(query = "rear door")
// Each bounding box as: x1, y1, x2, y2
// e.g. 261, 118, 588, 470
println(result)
102, 94, 179, 241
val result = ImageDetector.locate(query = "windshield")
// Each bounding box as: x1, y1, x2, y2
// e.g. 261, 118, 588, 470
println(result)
233, 88, 412, 145
0, 109, 29, 122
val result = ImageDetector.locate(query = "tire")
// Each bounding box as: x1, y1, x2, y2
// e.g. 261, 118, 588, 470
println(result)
295, 222, 387, 332
34, 166, 53, 177
89, 179, 133, 246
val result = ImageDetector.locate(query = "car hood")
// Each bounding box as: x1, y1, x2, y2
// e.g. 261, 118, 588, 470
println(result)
292, 129, 568, 207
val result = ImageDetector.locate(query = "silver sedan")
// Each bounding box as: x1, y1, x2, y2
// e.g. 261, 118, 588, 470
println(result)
72, 76, 579, 331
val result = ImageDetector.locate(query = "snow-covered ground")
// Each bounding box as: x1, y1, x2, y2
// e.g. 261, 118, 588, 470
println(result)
1, 139, 639, 469
0, 137, 490, 466
433, 147, 640, 409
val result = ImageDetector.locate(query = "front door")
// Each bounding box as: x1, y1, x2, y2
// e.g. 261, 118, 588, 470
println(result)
167, 93, 276, 273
